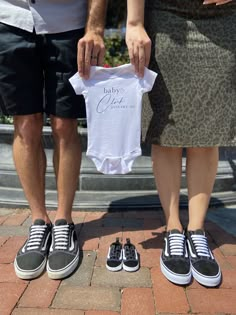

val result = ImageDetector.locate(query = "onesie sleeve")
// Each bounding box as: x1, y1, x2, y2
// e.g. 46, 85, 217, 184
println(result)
140, 68, 158, 93
69, 72, 87, 95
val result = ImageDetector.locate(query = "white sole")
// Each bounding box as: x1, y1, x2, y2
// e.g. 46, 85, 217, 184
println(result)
106, 262, 123, 272
160, 256, 192, 285
47, 251, 79, 280
123, 263, 139, 272
14, 257, 46, 280
191, 264, 222, 287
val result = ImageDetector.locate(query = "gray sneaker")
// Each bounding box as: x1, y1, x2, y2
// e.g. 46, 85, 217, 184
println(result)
47, 219, 79, 279
14, 219, 52, 279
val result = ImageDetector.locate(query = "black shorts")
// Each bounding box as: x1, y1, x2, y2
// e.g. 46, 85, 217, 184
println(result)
0, 23, 86, 118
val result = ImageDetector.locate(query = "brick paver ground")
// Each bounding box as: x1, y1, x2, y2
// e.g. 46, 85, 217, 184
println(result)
0, 207, 235, 315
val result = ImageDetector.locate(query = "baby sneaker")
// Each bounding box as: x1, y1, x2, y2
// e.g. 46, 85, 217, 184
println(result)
106, 237, 123, 271
123, 238, 139, 272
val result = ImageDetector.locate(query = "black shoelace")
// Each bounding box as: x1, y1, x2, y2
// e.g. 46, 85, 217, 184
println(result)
124, 245, 136, 260
124, 238, 137, 260
109, 240, 122, 260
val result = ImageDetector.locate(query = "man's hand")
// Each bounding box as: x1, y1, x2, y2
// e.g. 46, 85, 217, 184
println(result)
77, 31, 105, 80
203, 0, 232, 5
126, 24, 151, 77
77, 0, 107, 79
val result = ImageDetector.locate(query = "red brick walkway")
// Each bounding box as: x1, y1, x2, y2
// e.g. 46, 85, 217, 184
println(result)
0, 208, 236, 315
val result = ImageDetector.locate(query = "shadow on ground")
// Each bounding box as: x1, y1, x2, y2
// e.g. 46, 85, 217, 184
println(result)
74, 195, 236, 256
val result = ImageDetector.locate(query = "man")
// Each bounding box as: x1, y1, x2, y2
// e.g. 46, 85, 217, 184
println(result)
0, 0, 107, 280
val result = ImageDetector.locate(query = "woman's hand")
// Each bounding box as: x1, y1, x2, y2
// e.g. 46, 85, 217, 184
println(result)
126, 24, 151, 77
203, 0, 232, 5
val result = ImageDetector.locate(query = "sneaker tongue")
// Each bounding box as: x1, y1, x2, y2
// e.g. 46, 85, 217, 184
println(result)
169, 229, 182, 234
55, 219, 68, 226
193, 229, 205, 235
33, 219, 46, 225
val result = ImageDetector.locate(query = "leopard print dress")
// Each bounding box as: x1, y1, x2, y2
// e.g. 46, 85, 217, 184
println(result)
143, 0, 236, 147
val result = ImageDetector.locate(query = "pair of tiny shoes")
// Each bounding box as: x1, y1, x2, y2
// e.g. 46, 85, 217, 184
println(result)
106, 238, 139, 272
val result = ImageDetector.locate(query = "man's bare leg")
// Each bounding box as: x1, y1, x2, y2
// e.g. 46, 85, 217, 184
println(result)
50, 116, 81, 223
13, 113, 50, 223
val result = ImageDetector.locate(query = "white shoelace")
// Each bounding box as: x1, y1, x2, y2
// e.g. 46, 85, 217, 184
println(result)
26, 225, 47, 251
191, 234, 211, 258
53, 225, 69, 250
168, 234, 186, 256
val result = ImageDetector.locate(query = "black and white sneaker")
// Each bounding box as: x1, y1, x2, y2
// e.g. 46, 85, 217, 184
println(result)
186, 229, 222, 287
123, 238, 139, 272
47, 219, 79, 280
14, 219, 52, 279
106, 238, 123, 271
160, 229, 191, 285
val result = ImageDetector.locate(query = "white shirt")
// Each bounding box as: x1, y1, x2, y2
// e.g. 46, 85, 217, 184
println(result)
0, 0, 87, 34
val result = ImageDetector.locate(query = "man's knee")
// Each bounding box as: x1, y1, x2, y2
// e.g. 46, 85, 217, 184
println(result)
51, 117, 78, 142
14, 113, 44, 145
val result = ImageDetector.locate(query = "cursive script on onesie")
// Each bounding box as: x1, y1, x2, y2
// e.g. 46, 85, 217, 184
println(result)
96, 87, 134, 113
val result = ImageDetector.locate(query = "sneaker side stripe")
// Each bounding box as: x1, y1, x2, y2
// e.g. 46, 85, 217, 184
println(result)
164, 238, 169, 257
69, 230, 75, 251
187, 239, 197, 258
42, 231, 51, 251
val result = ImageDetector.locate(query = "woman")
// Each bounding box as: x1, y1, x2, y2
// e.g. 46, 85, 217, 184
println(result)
126, 0, 236, 287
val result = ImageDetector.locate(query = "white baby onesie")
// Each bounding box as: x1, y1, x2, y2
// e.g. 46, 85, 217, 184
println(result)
69, 63, 157, 175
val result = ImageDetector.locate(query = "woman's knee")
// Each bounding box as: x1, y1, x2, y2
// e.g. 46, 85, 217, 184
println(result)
187, 147, 218, 156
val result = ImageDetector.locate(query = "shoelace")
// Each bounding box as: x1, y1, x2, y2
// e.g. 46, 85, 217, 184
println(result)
26, 225, 47, 250
191, 234, 211, 258
53, 225, 70, 250
168, 234, 186, 256
109, 244, 122, 260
